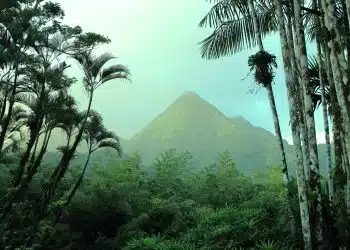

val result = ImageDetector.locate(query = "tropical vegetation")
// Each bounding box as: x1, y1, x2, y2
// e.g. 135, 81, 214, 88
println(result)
0, 0, 349, 249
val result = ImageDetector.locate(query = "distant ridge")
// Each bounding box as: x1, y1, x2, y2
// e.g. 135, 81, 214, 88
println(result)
42, 91, 332, 175
122, 91, 297, 173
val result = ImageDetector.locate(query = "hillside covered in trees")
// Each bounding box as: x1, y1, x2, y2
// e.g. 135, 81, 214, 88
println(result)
0, 0, 349, 250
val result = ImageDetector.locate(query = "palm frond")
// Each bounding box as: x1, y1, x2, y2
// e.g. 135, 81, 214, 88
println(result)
198, 0, 249, 28
98, 72, 130, 88
100, 64, 130, 80
199, 6, 277, 59
90, 52, 116, 78
248, 50, 277, 87
14, 93, 38, 111
95, 140, 122, 156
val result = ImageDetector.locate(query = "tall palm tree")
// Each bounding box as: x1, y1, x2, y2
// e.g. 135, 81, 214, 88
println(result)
308, 50, 334, 202
53, 111, 122, 226
293, 0, 325, 245
8, 60, 73, 186
43, 52, 130, 204
200, 0, 290, 194
273, 0, 312, 248
25, 92, 78, 185
319, 0, 350, 221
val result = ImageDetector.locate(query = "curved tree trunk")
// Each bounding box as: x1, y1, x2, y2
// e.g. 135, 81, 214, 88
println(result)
274, 0, 312, 248
41, 91, 94, 208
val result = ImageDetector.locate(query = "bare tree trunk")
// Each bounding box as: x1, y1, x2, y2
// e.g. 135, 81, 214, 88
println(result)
274, 0, 312, 248
316, 39, 333, 201
0, 64, 18, 152
293, 0, 324, 245
287, 16, 310, 180
321, 0, 350, 170
266, 84, 291, 188
29, 133, 40, 165
320, 0, 350, 222
248, 0, 291, 192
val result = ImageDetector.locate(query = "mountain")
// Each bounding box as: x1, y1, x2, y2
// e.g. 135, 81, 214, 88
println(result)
122, 92, 296, 174
42, 91, 332, 175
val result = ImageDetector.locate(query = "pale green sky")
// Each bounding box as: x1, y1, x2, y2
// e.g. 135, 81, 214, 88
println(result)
58, 0, 327, 144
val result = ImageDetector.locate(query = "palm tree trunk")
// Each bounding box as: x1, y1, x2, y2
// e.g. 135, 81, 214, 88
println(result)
274, 0, 312, 248
333, 117, 344, 194
287, 17, 310, 180
316, 39, 334, 201
0, 64, 18, 152
66, 151, 91, 206
293, 0, 325, 245
320, 0, 350, 169
266, 84, 291, 190
26, 128, 52, 184
43, 91, 94, 208
339, 0, 350, 84
248, 0, 290, 189
0, 91, 8, 122
29, 133, 40, 165
320, 0, 350, 221
52, 151, 92, 228
53, 91, 93, 184
344, 0, 350, 42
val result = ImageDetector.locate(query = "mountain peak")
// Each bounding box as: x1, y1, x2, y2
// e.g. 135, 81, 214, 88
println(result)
130, 91, 229, 140
174, 91, 204, 103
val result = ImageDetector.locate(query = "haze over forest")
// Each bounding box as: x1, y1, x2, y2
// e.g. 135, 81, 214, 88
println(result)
56, 0, 325, 145
1, 0, 349, 249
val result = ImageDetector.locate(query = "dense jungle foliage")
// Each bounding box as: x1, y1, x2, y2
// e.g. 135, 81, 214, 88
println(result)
1, 0, 350, 249
0, 150, 319, 249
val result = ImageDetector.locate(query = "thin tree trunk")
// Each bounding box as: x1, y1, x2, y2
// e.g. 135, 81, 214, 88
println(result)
52, 91, 93, 184
274, 0, 312, 248
41, 92, 94, 208
0, 64, 18, 152
344, 0, 350, 45
0, 91, 8, 122
29, 133, 40, 165
320, 0, 350, 221
26, 128, 52, 184
320, 0, 350, 169
66, 151, 91, 206
52, 151, 92, 230
248, 0, 290, 191
316, 39, 333, 201
287, 16, 310, 180
266, 84, 291, 190
294, 0, 325, 245
333, 117, 344, 194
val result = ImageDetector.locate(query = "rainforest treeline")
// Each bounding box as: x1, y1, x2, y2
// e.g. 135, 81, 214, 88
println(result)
0, 0, 350, 249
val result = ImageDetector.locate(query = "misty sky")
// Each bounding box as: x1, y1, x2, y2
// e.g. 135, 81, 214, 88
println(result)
58, 0, 328, 144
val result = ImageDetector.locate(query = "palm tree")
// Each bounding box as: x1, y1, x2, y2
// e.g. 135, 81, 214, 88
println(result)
13, 60, 72, 186
43, 51, 130, 204
308, 53, 334, 203
53, 111, 122, 226
273, 0, 312, 248
25, 92, 79, 185
200, 0, 290, 193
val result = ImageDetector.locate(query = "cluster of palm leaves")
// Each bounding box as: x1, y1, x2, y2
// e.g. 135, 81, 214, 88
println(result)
0, 0, 130, 246
199, 0, 350, 249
